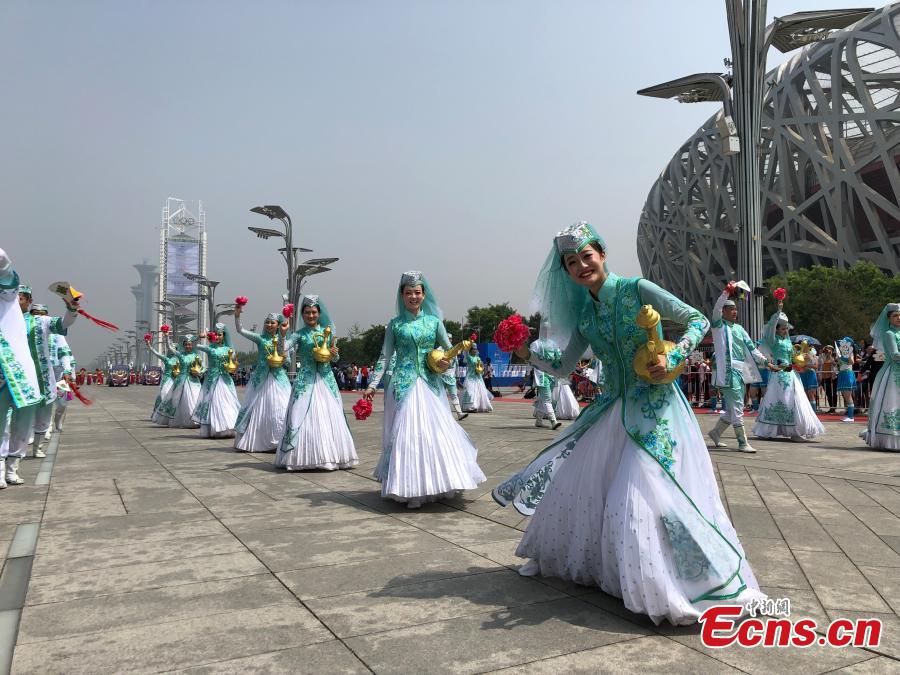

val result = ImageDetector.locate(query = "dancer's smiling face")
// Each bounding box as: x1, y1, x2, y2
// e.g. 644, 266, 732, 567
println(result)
302, 304, 320, 327
183, 341, 194, 352
777, 323, 790, 337
890, 311, 900, 328
562, 244, 607, 291
264, 318, 279, 334
402, 285, 424, 313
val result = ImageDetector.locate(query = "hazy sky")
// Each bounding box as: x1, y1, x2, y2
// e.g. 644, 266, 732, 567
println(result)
0, 0, 868, 364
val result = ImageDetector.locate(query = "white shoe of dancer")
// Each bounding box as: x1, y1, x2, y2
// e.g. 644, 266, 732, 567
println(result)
6, 458, 24, 485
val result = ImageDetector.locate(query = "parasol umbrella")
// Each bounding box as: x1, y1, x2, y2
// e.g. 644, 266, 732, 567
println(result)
790, 335, 821, 346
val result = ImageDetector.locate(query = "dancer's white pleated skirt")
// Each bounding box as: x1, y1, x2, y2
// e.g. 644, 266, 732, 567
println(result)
150, 379, 174, 425
276, 375, 359, 470
375, 379, 485, 501
195, 377, 241, 438
753, 372, 825, 439
168, 379, 201, 428
516, 399, 764, 626
552, 380, 580, 420
861, 364, 900, 450
461, 375, 494, 412
235, 373, 290, 452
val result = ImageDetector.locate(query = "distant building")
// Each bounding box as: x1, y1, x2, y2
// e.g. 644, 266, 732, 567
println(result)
158, 197, 207, 352
638, 4, 900, 315
132, 261, 158, 367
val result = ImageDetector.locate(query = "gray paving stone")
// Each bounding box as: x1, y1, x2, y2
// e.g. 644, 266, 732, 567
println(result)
489, 635, 741, 673
171, 640, 369, 674
344, 597, 649, 673
741, 537, 811, 590
30, 532, 247, 576
18, 575, 292, 642
236, 517, 455, 572
25, 551, 267, 605
11, 604, 331, 674
793, 551, 890, 612
307, 568, 566, 637
771, 514, 841, 552
277, 547, 501, 600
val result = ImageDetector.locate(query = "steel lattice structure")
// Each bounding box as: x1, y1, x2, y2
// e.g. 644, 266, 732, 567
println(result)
638, 3, 900, 315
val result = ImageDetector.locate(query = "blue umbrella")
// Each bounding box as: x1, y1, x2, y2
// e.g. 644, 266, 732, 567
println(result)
790, 335, 821, 346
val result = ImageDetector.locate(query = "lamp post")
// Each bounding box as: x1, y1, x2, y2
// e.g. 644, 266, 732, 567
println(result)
155, 300, 177, 337
637, 4, 871, 339
214, 303, 236, 324
184, 273, 219, 333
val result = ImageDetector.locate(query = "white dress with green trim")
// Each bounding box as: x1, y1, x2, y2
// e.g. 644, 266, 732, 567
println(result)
275, 325, 358, 470
752, 312, 824, 439
164, 339, 202, 429
861, 322, 900, 450
192, 343, 240, 438
493, 273, 764, 626
461, 352, 493, 413
233, 317, 291, 452
146, 344, 178, 426
369, 311, 485, 502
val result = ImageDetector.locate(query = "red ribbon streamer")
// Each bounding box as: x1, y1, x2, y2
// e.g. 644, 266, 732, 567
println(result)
77, 308, 119, 332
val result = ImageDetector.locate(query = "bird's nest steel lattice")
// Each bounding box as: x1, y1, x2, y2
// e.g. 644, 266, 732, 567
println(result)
637, 3, 900, 315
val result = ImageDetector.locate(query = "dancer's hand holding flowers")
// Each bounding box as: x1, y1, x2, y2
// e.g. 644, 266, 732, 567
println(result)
494, 314, 531, 359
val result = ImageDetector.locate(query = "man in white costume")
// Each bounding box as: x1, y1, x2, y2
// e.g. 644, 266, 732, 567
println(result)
13, 283, 78, 481
0, 251, 44, 487
708, 282, 772, 453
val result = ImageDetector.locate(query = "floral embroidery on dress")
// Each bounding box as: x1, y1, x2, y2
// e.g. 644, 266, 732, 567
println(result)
761, 400, 794, 425
632, 418, 677, 471
882, 409, 900, 433
661, 515, 712, 581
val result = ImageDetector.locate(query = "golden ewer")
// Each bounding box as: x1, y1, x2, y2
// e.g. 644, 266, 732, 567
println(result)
312, 326, 334, 364
171, 361, 181, 377
265, 338, 285, 369
633, 305, 683, 385
475, 360, 484, 375
224, 349, 239, 374
427, 340, 472, 374
792, 340, 811, 372
189, 358, 203, 378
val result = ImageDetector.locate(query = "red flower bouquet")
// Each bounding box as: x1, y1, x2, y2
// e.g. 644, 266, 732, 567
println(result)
160, 324, 170, 334
207, 331, 218, 341
235, 296, 249, 306
282, 303, 294, 319
494, 314, 531, 353
143, 332, 152, 342
352, 398, 373, 421
773, 287, 787, 302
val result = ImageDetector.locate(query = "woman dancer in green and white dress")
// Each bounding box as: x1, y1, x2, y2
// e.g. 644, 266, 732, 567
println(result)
861, 303, 900, 450
145, 337, 179, 426
233, 303, 291, 452
493, 222, 764, 625
192, 323, 241, 438
365, 271, 485, 508
276, 295, 358, 470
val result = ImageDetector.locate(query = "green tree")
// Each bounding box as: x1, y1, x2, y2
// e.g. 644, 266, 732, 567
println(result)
336, 324, 386, 366
444, 320, 462, 342
763, 262, 900, 345
464, 303, 518, 344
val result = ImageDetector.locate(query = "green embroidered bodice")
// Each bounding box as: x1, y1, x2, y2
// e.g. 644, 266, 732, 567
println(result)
369, 311, 450, 401
285, 325, 340, 400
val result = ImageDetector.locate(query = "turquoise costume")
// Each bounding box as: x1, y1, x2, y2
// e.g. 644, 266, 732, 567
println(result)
708, 290, 768, 452
233, 312, 291, 452
276, 295, 357, 470
753, 311, 824, 440
162, 335, 202, 428
146, 341, 179, 425
493, 222, 763, 625
192, 324, 240, 438
862, 304, 900, 450
367, 271, 485, 505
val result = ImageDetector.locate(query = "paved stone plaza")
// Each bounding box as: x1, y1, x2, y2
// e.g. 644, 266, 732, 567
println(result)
2, 386, 900, 673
